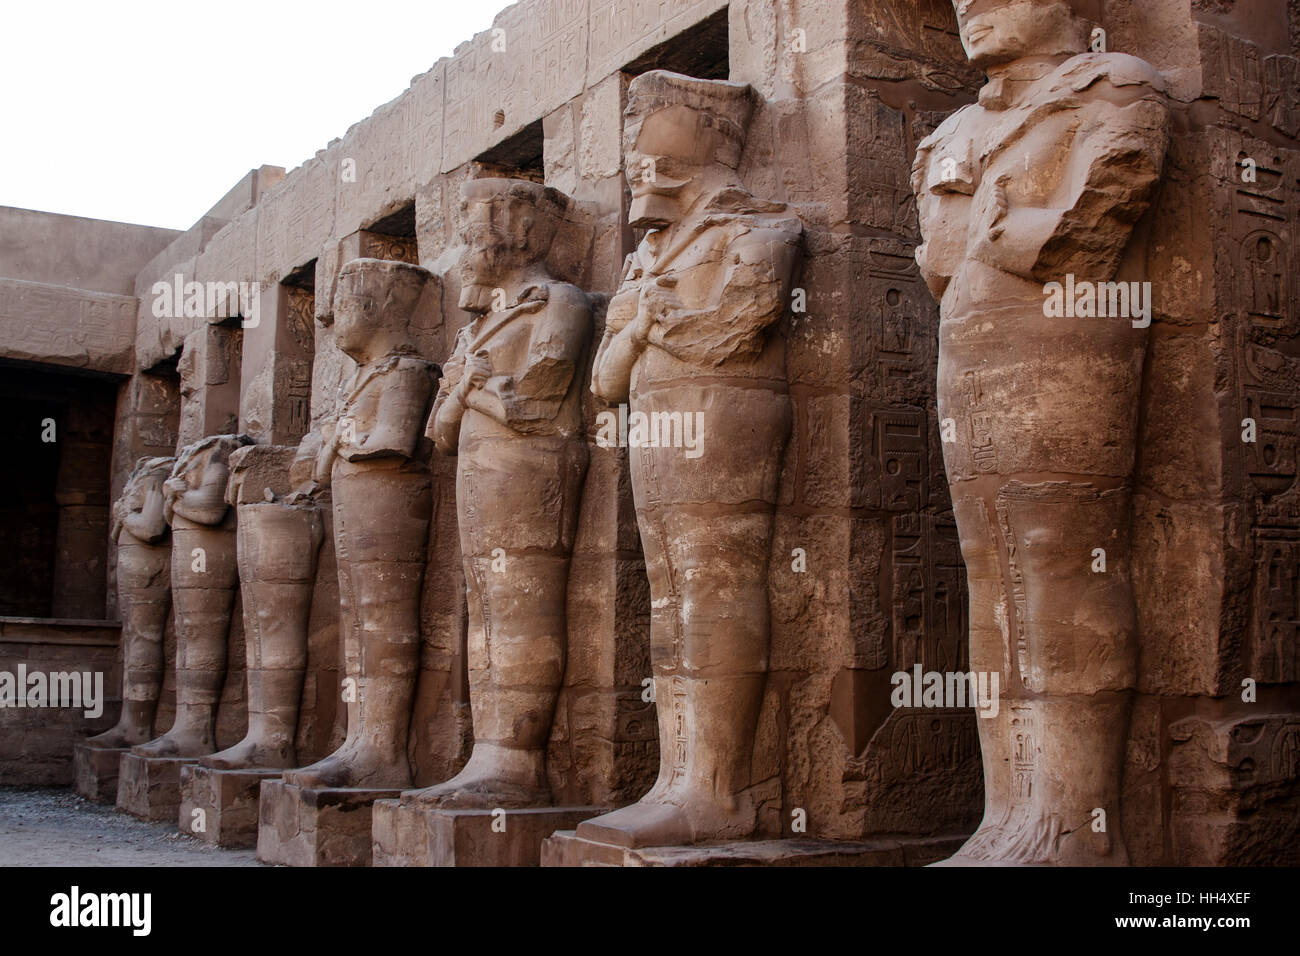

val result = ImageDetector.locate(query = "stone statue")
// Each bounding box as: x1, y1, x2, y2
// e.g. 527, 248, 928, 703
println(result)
200, 440, 324, 770
406, 178, 591, 809
281, 258, 437, 790
579, 70, 802, 847
132, 434, 251, 758
912, 0, 1170, 864
86, 456, 175, 748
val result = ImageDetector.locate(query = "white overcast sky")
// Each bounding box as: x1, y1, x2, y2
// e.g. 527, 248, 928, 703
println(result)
0, 0, 509, 231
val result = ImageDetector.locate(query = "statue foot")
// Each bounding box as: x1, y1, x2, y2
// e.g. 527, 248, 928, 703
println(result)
281, 741, 410, 790
932, 814, 1012, 866
86, 724, 149, 749
200, 735, 294, 771
130, 727, 212, 759
403, 766, 551, 810
939, 808, 1125, 866
575, 788, 754, 849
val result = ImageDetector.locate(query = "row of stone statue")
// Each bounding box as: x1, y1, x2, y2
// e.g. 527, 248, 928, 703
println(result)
90, 0, 1174, 864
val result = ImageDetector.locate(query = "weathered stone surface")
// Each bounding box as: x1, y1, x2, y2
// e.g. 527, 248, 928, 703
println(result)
130, 435, 249, 762
0, 279, 137, 374
281, 258, 437, 792
1, 0, 1296, 870
85, 457, 173, 751
373, 802, 606, 866
115, 752, 194, 822
583, 70, 803, 849
1169, 712, 1300, 865
540, 830, 965, 867
404, 179, 591, 816
257, 778, 400, 867
0, 206, 178, 296
255, 156, 336, 287
179, 763, 280, 848
73, 743, 127, 803
199, 443, 324, 775
0, 619, 121, 786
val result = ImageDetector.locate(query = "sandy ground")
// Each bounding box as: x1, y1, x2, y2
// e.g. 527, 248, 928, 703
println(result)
0, 786, 261, 866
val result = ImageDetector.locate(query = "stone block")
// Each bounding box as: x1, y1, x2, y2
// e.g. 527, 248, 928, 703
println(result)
115, 753, 196, 822
256, 778, 401, 867
372, 802, 608, 867
540, 831, 965, 867
179, 764, 281, 848
73, 744, 126, 804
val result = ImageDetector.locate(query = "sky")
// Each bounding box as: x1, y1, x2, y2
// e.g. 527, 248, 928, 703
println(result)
0, 0, 510, 231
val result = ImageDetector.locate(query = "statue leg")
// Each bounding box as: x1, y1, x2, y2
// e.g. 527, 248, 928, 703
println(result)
936, 312, 1144, 865
578, 384, 788, 847
285, 466, 430, 789
991, 482, 1137, 864
89, 541, 171, 748
933, 487, 1016, 863
410, 436, 587, 807
204, 502, 322, 770
134, 524, 238, 758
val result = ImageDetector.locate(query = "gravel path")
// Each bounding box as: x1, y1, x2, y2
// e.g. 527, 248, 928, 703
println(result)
0, 786, 262, 866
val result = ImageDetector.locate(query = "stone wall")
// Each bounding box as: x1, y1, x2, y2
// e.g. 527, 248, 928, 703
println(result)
0, 207, 177, 377
1102, 0, 1300, 865
0, 618, 121, 785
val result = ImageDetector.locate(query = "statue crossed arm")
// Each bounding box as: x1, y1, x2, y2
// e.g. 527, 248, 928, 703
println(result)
432, 284, 589, 452
592, 221, 799, 403
914, 54, 1169, 295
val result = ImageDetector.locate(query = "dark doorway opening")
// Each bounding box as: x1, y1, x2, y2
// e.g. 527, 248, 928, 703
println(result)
0, 360, 120, 618
475, 119, 545, 182
623, 7, 729, 80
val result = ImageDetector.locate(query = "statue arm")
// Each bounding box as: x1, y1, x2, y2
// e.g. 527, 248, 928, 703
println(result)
465, 293, 591, 430
647, 226, 800, 365
171, 460, 231, 526
971, 85, 1169, 283
590, 255, 645, 404
120, 485, 168, 542
590, 318, 648, 405
428, 376, 464, 455
311, 421, 339, 487
341, 364, 435, 463
428, 339, 469, 455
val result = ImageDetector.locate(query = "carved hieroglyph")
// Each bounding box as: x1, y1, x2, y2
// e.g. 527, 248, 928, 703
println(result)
86, 456, 175, 749
579, 70, 802, 847
913, 0, 1170, 864
281, 258, 437, 790
200, 440, 324, 770
133, 434, 251, 758
405, 178, 591, 809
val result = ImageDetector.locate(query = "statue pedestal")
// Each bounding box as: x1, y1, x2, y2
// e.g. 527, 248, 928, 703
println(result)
540, 831, 967, 867
371, 801, 608, 867
115, 753, 196, 821
257, 779, 400, 867
179, 764, 281, 848
73, 744, 127, 803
